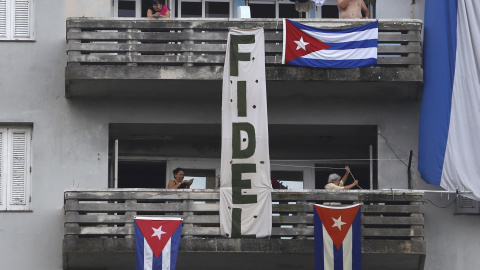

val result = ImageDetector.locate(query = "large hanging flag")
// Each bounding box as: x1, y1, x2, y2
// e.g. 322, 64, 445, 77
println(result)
419, 0, 480, 200
314, 204, 361, 270
134, 217, 183, 270
282, 19, 378, 68
220, 27, 272, 238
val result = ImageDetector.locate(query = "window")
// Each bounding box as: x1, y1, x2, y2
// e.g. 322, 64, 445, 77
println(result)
0, 127, 32, 211
113, 0, 141, 17
176, 0, 231, 18
0, 0, 34, 40
249, 1, 306, 19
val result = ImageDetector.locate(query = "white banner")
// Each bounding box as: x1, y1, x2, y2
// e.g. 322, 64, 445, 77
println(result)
219, 28, 272, 238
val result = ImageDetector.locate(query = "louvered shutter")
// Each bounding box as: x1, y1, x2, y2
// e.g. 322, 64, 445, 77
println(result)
0, 0, 7, 38
9, 130, 28, 209
13, 0, 30, 39
0, 130, 6, 210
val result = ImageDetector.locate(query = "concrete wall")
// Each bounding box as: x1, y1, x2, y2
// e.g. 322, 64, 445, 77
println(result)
1, 1, 479, 270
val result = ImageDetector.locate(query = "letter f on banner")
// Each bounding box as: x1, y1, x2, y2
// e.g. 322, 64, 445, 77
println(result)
220, 27, 272, 238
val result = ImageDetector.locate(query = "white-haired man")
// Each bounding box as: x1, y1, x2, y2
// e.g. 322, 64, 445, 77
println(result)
325, 166, 359, 190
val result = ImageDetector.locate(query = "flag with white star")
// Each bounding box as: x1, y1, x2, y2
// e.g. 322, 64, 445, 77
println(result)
314, 204, 361, 270
134, 217, 183, 270
282, 19, 378, 68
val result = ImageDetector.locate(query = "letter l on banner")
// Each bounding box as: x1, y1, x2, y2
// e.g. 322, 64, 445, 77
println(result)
219, 27, 272, 238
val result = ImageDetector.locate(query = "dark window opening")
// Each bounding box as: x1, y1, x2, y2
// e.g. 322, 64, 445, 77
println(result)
250, 4, 275, 18
206, 2, 229, 18
321, 5, 339, 18
279, 4, 306, 18
117, 161, 166, 188
180, 2, 202, 17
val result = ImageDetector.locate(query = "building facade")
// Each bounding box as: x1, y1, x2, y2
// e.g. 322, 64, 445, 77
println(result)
1, 0, 479, 269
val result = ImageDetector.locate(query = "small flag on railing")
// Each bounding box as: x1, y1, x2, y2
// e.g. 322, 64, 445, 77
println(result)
283, 19, 378, 68
314, 204, 361, 270
134, 217, 183, 270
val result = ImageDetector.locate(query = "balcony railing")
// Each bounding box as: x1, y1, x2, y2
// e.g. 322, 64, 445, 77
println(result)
65, 18, 423, 98
63, 189, 425, 270
66, 18, 422, 67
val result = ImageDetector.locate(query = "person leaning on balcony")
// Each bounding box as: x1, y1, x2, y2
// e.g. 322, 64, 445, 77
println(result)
324, 166, 358, 190
168, 167, 194, 189
147, 0, 171, 18
337, 0, 369, 19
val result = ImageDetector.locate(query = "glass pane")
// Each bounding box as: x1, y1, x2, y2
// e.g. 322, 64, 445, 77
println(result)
118, 1, 136, 17
181, 2, 202, 17
205, 2, 229, 18
249, 3, 275, 18
185, 176, 207, 189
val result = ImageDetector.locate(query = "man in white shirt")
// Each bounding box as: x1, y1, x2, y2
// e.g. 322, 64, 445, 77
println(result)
324, 166, 359, 190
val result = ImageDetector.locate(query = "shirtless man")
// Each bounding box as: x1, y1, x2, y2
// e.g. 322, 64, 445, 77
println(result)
337, 0, 370, 19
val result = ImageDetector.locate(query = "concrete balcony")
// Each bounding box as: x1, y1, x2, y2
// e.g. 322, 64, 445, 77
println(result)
63, 189, 425, 270
65, 18, 423, 99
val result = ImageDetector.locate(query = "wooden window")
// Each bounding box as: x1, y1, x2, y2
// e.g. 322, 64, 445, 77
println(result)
0, 0, 34, 40
0, 127, 32, 211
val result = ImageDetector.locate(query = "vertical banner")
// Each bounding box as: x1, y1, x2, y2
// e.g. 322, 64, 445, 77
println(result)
314, 204, 361, 270
220, 27, 272, 238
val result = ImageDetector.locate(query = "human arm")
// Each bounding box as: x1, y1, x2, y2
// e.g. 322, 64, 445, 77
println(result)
162, 8, 171, 18
343, 180, 359, 190
147, 9, 158, 18
340, 166, 350, 185
361, 0, 370, 18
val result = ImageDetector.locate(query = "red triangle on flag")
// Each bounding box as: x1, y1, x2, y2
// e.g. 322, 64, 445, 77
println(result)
135, 218, 183, 258
284, 19, 331, 63
314, 204, 360, 250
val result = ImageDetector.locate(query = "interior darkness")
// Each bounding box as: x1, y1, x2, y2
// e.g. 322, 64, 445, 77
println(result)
279, 4, 306, 19
206, 2, 229, 18
118, 161, 166, 188
250, 4, 275, 18
322, 5, 339, 18
179, 2, 202, 17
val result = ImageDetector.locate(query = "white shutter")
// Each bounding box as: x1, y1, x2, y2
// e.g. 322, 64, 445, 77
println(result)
0, 0, 7, 38
9, 130, 27, 207
13, 0, 30, 38
0, 130, 6, 210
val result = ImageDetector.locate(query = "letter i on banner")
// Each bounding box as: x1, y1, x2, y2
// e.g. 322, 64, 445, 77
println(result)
219, 27, 272, 238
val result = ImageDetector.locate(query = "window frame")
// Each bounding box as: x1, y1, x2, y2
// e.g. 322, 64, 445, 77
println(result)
113, 0, 142, 18
0, 126, 32, 211
0, 0, 35, 41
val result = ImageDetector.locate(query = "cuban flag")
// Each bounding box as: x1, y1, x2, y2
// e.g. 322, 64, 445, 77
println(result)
134, 217, 183, 270
314, 204, 361, 270
418, 0, 480, 200
282, 19, 378, 68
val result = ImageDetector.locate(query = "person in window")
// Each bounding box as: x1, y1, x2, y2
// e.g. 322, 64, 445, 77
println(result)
168, 167, 194, 189
337, 0, 369, 19
147, 0, 171, 18
324, 166, 359, 190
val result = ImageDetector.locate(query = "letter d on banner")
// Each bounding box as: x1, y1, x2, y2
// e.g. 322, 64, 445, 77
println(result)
219, 28, 272, 238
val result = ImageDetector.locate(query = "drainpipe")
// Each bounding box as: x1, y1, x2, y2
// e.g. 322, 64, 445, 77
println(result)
411, 0, 416, 19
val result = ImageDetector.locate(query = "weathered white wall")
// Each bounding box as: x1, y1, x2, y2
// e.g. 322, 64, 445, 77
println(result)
65, 0, 111, 17
377, 0, 425, 20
